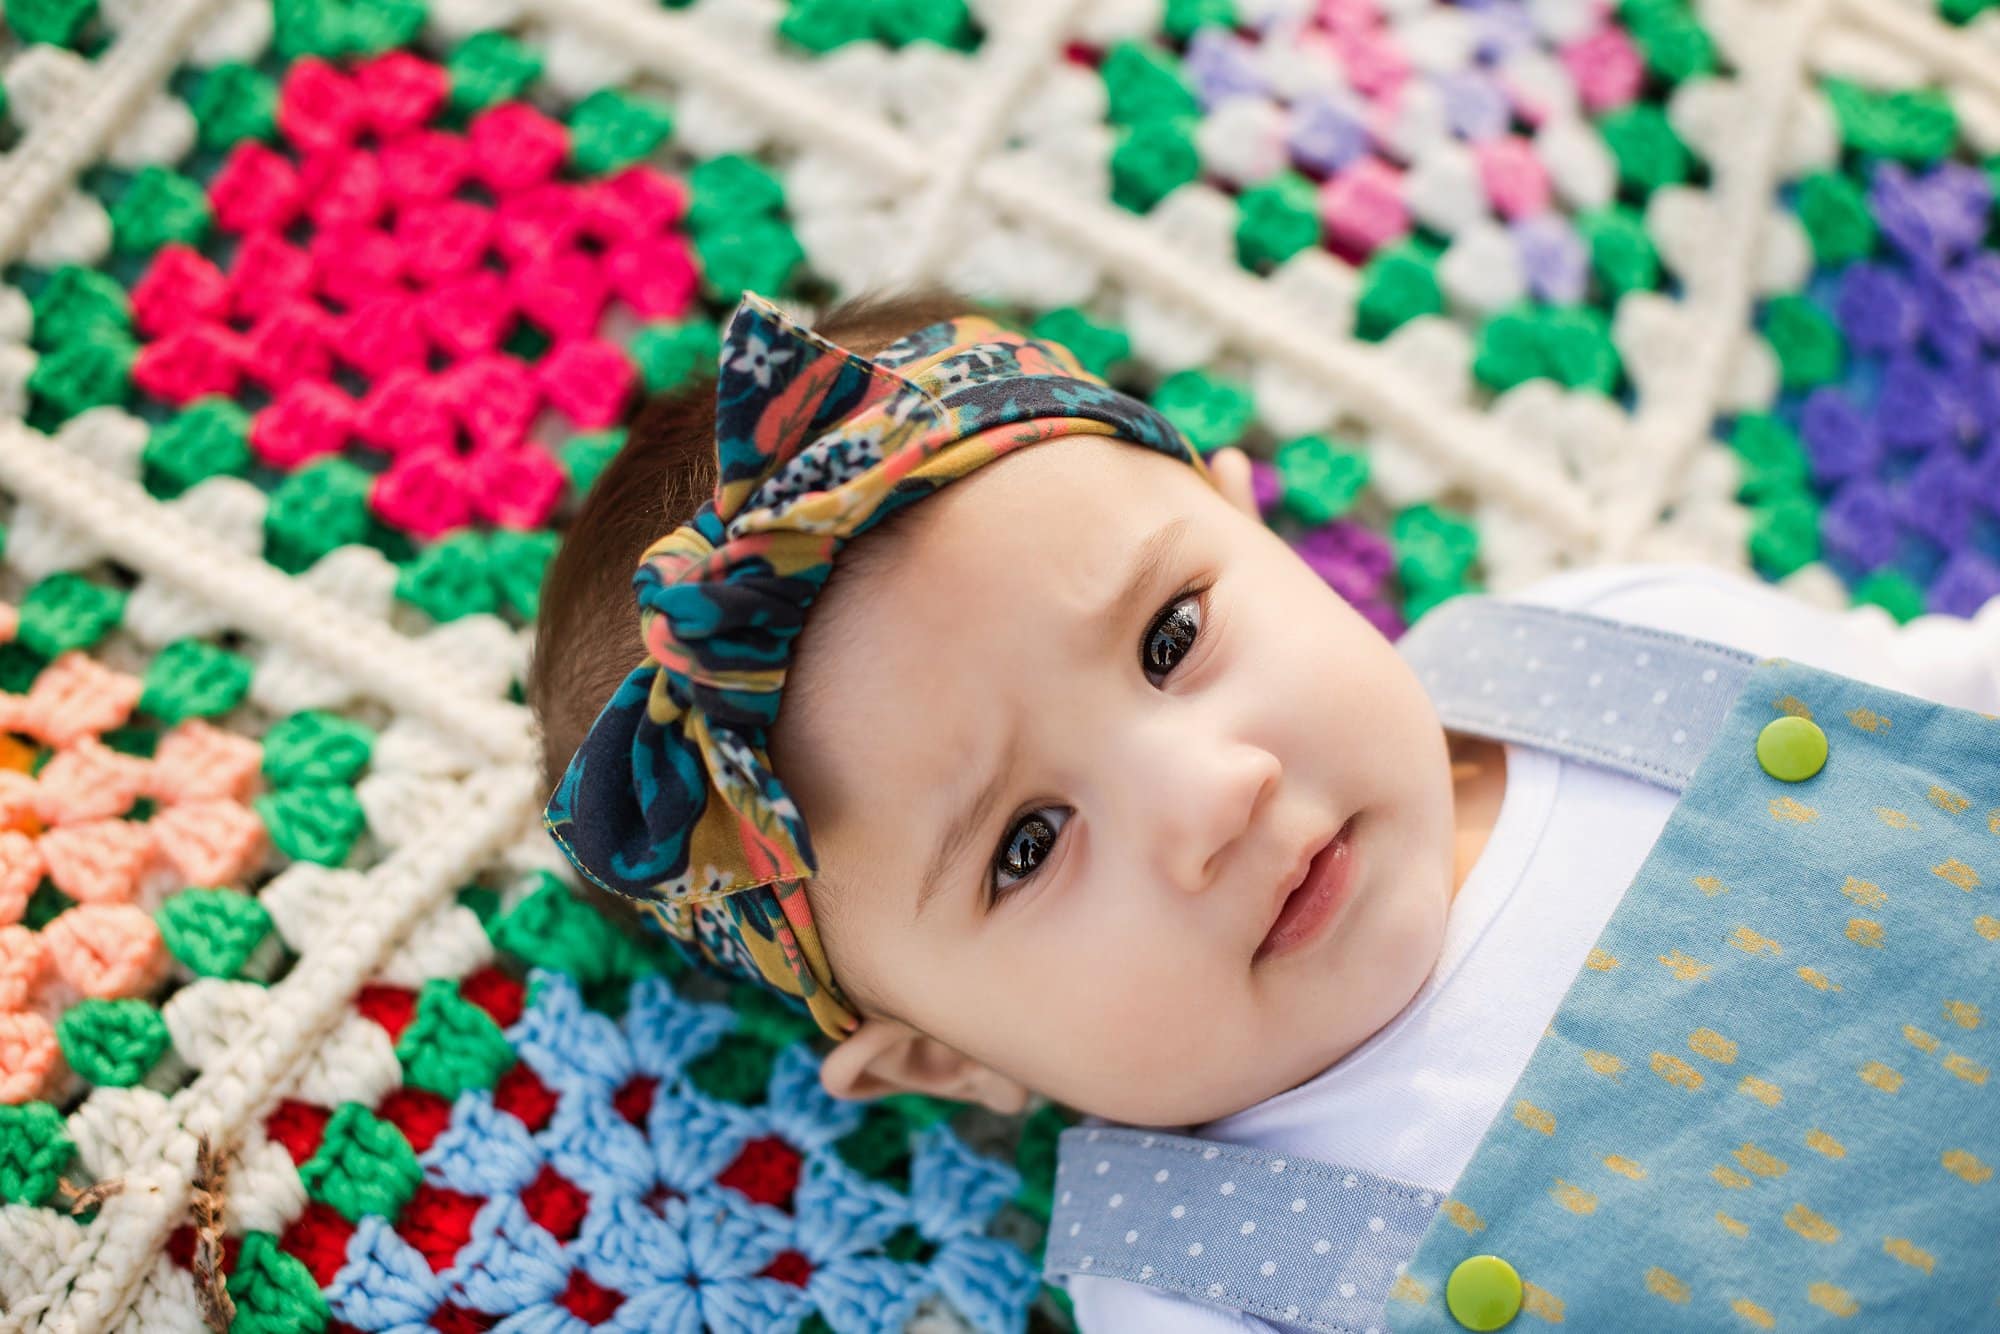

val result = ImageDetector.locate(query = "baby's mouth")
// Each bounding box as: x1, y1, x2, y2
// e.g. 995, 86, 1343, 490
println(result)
1255, 815, 1358, 962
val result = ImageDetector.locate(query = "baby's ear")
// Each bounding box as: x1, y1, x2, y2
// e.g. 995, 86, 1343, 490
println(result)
1208, 447, 1259, 519
820, 1015, 1031, 1115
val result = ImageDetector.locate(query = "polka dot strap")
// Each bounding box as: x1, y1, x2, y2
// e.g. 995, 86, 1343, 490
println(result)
1042, 1126, 1442, 1334
1393, 595, 1758, 793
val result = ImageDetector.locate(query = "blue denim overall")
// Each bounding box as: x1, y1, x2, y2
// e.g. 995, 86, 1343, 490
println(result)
1041, 594, 2000, 1331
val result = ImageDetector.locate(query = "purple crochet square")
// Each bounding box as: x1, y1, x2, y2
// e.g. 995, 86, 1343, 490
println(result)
1513, 216, 1588, 304
1436, 70, 1510, 141
1821, 477, 1898, 571
1799, 388, 1881, 486
1834, 264, 1918, 357
1186, 27, 1269, 107
1926, 550, 2000, 617
1288, 92, 1370, 175
1894, 450, 1978, 551
1876, 354, 1954, 455
1870, 161, 1992, 269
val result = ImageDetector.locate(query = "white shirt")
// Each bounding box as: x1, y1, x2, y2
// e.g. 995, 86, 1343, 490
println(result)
1068, 562, 2000, 1333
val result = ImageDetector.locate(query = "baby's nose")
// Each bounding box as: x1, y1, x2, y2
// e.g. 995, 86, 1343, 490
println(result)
1151, 742, 1283, 894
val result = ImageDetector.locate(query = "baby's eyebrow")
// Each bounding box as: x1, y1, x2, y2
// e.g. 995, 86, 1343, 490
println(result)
915, 729, 1019, 919
911, 515, 1191, 919
1092, 516, 1192, 635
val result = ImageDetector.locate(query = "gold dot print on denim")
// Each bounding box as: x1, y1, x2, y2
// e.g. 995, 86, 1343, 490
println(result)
1688, 1028, 1738, 1062
1988, 808, 2000, 835
1798, 966, 1843, 991
1943, 1053, 1988, 1085
1520, 1283, 1563, 1321
1928, 786, 1972, 815
1585, 948, 1619, 971
1645, 1268, 1691, 1304
1770, 796, 1819, 823
1737, 1076, 1783, 1107
1840, 875, 1886, 907
1884, 1236, 1936, 1273
1582, 1049, 1625, 1079
1693, 874, 1729, 896
1387, 1274, 1428, 1305
1713, 1163, 1753, 1189
1933, 858, 1981, 891
1858, 1060, 1904, 1093
1784, 1202, 1840, 1243
1650, 1053, 1704, 1090
1943, 999, 1981, 1028
1733, 1143, 1788, 1178
1730, 927, 1782, 957
1548, 1179, 1597, 1215
1805, 1129, 1847, 1159
1847, 918, 1884, 948
1603, 1155, 1645, 1180
1713, 1212, 1749, 1238
1732, 1297, 1777, 1329
1977, 915, 2000, 940
1513, 1101, 1556, 1135
1941, 1149, 1991, 1184
1875, 806, 1919, 830
1807, 1282, 1860, 1317
1658, 949, 1711, 981
1442, 1199, 1486, 1234
1772, 695, 1814, 720
1847, 706, 1892, 732
1904, 1025, 1941, 1053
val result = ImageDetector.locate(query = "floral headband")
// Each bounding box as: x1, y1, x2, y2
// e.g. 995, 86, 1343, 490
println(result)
544, 293, 1210, 1039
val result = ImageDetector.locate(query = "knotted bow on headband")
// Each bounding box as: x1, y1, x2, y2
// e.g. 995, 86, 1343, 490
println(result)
545, 293, 1210, 1039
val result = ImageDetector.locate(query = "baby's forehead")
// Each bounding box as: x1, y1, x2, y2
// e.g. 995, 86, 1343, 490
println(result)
774, 438, 1212, 806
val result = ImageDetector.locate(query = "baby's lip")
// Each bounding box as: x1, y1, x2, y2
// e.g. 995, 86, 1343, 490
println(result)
1255, 816, 1358, 962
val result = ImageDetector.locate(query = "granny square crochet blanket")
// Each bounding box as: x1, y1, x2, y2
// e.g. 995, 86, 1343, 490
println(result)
0, 0, 1994, 1330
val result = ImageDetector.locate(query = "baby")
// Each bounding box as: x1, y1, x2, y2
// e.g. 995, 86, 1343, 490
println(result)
528, 289, 2000, 1333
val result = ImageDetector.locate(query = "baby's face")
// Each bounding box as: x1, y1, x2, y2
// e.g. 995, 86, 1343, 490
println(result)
771, 436, 1459, 1126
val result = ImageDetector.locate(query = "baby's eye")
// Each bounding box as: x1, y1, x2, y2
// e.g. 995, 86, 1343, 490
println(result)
991, 806, 1071, 900
1142, 587, 1208, 682
984, 586, 1213, 904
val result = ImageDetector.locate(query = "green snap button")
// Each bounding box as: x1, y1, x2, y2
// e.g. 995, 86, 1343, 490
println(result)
1756, 715, 1828, 782
1446, 1254, 1522, 1330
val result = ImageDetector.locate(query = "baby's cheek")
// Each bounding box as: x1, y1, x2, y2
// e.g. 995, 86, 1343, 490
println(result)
1065, 948, 1232, 1069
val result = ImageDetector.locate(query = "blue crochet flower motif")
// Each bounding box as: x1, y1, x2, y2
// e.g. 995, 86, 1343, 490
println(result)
321, 970, 1039, 1334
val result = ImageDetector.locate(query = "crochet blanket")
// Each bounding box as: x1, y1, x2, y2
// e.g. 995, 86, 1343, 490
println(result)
0, 0, 1994, 1331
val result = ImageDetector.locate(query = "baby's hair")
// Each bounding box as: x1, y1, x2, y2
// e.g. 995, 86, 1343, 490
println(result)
527, 288, 986, 805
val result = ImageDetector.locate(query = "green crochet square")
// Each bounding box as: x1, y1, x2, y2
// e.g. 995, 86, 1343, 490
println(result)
262, 710, 374, 788
5, 0, 98, 47
0, 1103, 74, 1205
55, 999, 170, 1087
447, 30, 543, 113
396, 979, 515, 1098
299, 1103, 421, 1222
226, 1233, 332, 1334
1029, 309, 1130, 380
488, 873, 651, 990
1151, 369, 1254, 455
1355, 242, 1444, 342
254, 785, 368, 867
157, 888, 274, 978
264, 459, 374, 575
140, 639, 253, 724
629, 319, 721, 393
191, 63, 278, 149
109, 167, 212, 257
143, 399, 254, 500
568, 89, 674, 176
16, 572, 126, 657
